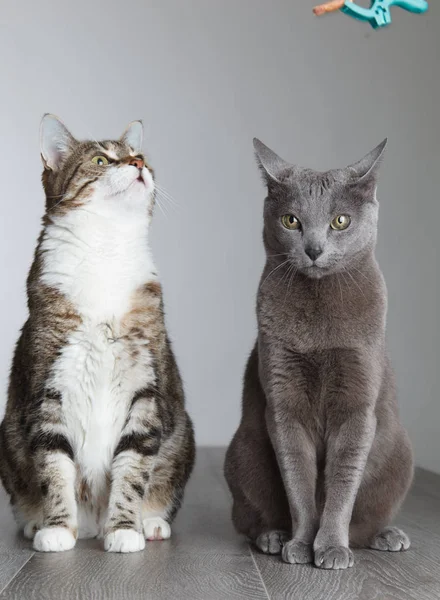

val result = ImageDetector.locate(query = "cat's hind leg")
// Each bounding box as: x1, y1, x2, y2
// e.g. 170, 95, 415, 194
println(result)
142, 414, 195, 542
0, 422, 43, 540
12, 501, 43, 540
349, 427, 413, 551
141, 481, 174, 542
227, 486, 289, 555
224, 429, 291, 554
224, 346, 291, 555
1, 416, 77, 551
229, 466, 290, 555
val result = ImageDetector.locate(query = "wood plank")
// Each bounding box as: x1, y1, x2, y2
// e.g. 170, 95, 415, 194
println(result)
252, 544, 440, 600
183, 451, 440, 600
0, 449, 267, 600
0, 486, 34, 594
252, 467, 440, 600
0, 547, 267, 600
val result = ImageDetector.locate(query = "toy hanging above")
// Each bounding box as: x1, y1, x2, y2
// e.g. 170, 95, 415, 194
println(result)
313, 0, 428, 29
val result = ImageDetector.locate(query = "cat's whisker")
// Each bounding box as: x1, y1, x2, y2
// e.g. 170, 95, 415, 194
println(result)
287, 266, 298, 295
82, 126, 107, 152
278, 266, 291, 296
344, 268, 367, 300
351, 266, 374, 286
261, 259, 291, 288
155, 184, 179, 207
154, 195, 168, 219
337, 273, 344, 303
154, 185, 179, 210
155, 189, 179, 214
280, 261, 295, 288
155, 185, 175, 200
340, 271, 351, 297
283, 264, 298, 306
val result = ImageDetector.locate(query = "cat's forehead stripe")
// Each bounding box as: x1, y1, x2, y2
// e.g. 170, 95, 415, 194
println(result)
99, 143, 119, 160
95, 142, 139, 160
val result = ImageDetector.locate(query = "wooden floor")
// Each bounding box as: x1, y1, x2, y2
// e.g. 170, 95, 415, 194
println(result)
0, 448, 439, 599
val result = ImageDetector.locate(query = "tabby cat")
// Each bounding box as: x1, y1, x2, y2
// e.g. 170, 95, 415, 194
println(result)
224, 138, 413, 569
0, 115, 195, 553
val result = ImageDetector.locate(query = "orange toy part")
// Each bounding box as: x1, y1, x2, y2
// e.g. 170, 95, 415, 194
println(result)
313, 0, 346, 16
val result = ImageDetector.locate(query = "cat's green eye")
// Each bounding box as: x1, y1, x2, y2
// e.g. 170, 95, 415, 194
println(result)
330, 215, 351, 231
91, 156, 109, 166
281, 214, 301, 230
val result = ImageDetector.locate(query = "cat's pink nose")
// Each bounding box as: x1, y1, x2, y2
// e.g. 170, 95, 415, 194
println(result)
129, 157, 144, 170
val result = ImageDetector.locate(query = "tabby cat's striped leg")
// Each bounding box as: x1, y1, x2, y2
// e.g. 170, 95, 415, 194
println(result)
30, 394, 78, 552
104, 388, 161, 553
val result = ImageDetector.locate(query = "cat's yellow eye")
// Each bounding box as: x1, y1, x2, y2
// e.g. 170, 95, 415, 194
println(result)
281, 214, 301, 230
91, 156, 109, 166
330, 215, 351, 231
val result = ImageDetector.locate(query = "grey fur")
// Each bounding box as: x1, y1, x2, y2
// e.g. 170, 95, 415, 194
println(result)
224, 139, 413, 570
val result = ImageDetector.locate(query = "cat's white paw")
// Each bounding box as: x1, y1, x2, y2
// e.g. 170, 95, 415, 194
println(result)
33, 527, 76, 552
143, 517, 171, 541
104, 529, 145, 553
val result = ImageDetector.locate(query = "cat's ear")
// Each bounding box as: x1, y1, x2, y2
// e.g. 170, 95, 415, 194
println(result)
120, 120, 143, 152
347, 139, 388, 190
40, 114, 76, 171
253, 138, 291, 184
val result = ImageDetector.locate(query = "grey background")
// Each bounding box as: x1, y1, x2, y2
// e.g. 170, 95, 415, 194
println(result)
0, 1, 438, 471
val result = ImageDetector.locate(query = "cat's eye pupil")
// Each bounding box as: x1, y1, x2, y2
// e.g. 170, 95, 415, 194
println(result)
92, 155, 109, 166
281, 214, 300, 230
331, 214, 351, 231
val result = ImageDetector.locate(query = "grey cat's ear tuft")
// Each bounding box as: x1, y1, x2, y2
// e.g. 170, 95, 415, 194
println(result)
253, 138, 291, 184
120, 120, 143, 151
40, 114, 76, 171
348, 138, 388, 181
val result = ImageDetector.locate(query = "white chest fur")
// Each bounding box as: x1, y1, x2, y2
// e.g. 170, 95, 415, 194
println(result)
41, 208, 156, 320
41, 208, 157, 499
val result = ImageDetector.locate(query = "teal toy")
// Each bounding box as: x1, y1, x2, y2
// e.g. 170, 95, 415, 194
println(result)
313, 0, 428, 29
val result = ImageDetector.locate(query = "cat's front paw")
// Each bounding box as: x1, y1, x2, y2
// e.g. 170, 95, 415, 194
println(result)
33, 527, 76, 552
104, 529, 145, 553
282, 539, 314, 564
314, 545, 354, 570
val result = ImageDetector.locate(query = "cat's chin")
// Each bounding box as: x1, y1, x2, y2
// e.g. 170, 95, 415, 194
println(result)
301, 265, 329, 280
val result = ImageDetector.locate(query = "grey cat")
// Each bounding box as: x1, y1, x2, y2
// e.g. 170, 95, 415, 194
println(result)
224, 138, 413, 570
